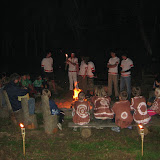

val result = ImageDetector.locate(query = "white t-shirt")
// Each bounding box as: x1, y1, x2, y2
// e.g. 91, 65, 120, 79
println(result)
120, 58, 134, 77
87, 61, 95, 78
41, 57, 53, 72
79, 60, 88, 76
68, 57, 78, 72
107, 57, 120, 75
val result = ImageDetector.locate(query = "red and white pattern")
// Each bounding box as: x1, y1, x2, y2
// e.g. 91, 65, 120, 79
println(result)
92, 96, 114, 120
112, 100, 133, 128
72, 100, 90, 125
130, 96, 151, 124
150, 97, 160, 114
41, 57, 53, 72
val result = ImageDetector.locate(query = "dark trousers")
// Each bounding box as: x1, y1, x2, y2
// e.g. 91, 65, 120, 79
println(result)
58, 110, 65, 124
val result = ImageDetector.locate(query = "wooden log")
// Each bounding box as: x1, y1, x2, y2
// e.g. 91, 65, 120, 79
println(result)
21, 98, 38, 129
21, 98, 30, 125
41, 95, 57, 134
41, 95, 51, 117
0, 92, 9, 118
3, 90, 13, 113
80, 128, 92, 138
43, 115, 57, 134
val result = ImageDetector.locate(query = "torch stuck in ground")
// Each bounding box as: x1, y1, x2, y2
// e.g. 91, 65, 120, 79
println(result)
138, 124, 144, 156
20, 123, 26, 156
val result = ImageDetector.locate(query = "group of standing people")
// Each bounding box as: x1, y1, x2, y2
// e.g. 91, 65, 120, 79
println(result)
65, 51, 134, 100
107, 51, 133, 100
66, 53, 95, 96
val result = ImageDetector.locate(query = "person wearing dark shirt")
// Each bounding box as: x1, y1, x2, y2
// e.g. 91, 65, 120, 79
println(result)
4, 73, 35, 114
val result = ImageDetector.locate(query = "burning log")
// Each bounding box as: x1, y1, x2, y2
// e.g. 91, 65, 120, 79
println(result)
41, 95, 57, 134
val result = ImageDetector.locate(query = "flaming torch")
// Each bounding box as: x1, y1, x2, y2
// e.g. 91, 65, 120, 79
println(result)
20, 123, 26, 156
65, 54, 68, 70
138, 124, 144, 156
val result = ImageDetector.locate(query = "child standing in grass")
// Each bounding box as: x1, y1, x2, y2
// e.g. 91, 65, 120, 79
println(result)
111, 91, 133, 132
42, 89, 65, 130
130, 87, 151, 124
91, 85, 114, 121
72, 92, 90, 125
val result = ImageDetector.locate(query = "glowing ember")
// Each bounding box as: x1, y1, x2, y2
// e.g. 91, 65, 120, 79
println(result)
20, 123, 24, 128
138, 124, 144, 129
73, 88, 82, 100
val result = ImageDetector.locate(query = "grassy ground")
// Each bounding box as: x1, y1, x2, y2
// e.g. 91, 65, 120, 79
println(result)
0, 115, 160, 160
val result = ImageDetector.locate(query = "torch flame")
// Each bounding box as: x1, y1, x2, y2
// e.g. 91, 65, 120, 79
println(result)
20, 123, 24, 128
65, 54, 68, 58
138, 124, 144, 129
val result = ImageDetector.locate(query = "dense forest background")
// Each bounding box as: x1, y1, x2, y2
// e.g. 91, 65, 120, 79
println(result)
1, 0, 160, 78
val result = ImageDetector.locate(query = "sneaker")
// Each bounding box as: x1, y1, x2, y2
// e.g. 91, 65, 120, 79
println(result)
57, 123, 62, 131
111, 127, 120, 132
73, 127, 78, 131
127, 126, 132, 130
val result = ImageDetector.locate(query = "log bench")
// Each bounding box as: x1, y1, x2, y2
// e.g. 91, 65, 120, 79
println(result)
2, 90, 38, 129
68, 122, 118, 138
41, 95, 58, 134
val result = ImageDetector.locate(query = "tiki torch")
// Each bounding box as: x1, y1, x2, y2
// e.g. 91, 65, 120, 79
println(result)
20, 123, 26, 156
138, 124, 144, 156
65, 54, 68, 70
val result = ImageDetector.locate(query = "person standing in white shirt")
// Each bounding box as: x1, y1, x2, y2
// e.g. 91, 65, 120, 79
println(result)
120, 53, 134, 99
107, 51, 120, 99
41, 52, 57, 93
78, 57, 88, 94
67, 53, 79, 90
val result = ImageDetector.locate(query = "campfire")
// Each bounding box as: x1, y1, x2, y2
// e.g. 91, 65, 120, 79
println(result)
73, 88, 82, 101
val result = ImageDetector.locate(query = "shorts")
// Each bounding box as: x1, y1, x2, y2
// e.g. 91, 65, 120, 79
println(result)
44, 72, 54, 80
87, 78, 94, 91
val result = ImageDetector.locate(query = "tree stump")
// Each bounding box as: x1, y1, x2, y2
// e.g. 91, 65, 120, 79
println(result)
80, 128, 92, 138
0, 92, 9, 118
21, 98, 38, 129
41, 95, 57, 134
3, 91, 13, 113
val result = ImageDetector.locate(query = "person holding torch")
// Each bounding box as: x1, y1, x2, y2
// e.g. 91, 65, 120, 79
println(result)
66, 53, 79, 91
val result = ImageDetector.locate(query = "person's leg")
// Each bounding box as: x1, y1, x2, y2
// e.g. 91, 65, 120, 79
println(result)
108, 74, 113, 97
125, 76, 131, 99
28, 98, 35, 115
120, 76, 125, 92
73, 72, 78, 89
113, 75, 119, 97
68, 72, 73, 90
83, 76, 88, 94
58, 110, 65, 124
51, 80, 57, 93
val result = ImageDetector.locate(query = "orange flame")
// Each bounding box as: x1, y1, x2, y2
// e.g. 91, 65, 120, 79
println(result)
20, 123, 24, 128
73, 87, 82, 100
138, 124, 144, 129
65, 54, 68, 58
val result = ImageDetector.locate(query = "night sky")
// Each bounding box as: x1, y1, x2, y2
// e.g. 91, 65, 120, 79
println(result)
1, 0, 160, 76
